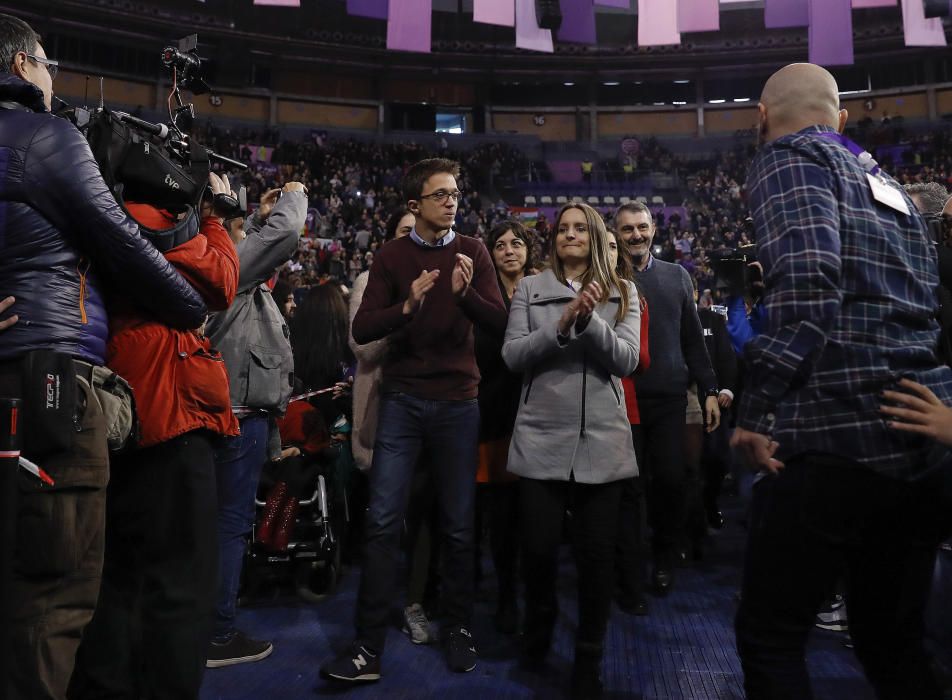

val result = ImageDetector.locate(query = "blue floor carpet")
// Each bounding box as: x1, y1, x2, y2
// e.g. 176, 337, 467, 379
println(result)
200, 500, 877, 700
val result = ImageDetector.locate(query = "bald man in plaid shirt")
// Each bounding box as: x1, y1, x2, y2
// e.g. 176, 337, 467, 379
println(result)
731, 63, 952, 700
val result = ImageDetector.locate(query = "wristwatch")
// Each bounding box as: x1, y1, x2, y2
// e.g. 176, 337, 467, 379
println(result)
705, 388, 720, 398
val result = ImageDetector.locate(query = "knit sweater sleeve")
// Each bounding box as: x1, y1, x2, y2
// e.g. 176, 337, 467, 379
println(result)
352, 247, 413, 345
457, 239, 508, 336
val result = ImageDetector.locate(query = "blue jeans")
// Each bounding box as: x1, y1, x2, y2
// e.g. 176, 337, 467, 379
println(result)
355, 393, 480, 653
213, 414, 270, 642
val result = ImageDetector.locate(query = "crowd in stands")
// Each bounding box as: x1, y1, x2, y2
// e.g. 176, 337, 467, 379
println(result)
204, 128, 761, 305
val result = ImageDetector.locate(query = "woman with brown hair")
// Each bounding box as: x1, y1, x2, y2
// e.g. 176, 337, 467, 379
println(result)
503, 202, 641, 699
474, 219, 536, 633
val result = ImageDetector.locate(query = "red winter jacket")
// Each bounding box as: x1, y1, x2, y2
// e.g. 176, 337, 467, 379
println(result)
107, 204, 240, 448
621, 296, 651, 425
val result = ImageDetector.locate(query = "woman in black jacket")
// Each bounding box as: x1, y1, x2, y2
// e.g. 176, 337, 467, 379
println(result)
474, 219, 536, 633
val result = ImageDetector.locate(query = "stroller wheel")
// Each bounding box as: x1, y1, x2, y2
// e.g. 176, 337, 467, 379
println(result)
294, 548, 340, 604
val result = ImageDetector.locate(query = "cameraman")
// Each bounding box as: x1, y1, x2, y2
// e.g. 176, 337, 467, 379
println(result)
204, 182, 307, 668
0, 14, 206, 700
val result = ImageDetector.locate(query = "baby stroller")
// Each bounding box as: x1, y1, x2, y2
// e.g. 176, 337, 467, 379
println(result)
241, 400, 351, 604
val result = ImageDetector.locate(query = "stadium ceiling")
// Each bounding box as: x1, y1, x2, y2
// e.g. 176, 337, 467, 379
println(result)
6, 0, 948, 84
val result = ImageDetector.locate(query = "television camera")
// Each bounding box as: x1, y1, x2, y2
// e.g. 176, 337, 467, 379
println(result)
708, 219, 762, 297
57, 35, 247, 251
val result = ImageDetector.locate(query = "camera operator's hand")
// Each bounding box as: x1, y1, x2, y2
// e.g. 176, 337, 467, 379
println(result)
208, 172, 233, 198
282, 182, 306, 194
0, 296, 18, 332
257, 188, 282, 221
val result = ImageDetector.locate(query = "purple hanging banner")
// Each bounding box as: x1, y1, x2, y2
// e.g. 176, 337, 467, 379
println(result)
808, 0, 854, 65
253, 0, 300, 5
557, 0, 597, 43
764, 0, 808, 28
678, 0, 719, 33
348, 0, 388, 19
594, 0, 629, 10
515, 0, 554, 52
386, 0, 432, 52
474, 0, 515, 26
637, 0, 681, 46
901, 0, 947, 45
851, 0, 895, 6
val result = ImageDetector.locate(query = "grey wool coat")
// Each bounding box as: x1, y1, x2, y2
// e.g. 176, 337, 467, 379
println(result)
502, 268, 641, 484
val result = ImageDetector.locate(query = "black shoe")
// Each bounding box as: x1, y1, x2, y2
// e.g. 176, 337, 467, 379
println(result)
319, 642, 381, 682
707, 510, 725, 530
206, 631, 273, 668
652, 567, 674, 596
444, 626, 477, 673
571, 653, 604, 699
617, 595, 649, 616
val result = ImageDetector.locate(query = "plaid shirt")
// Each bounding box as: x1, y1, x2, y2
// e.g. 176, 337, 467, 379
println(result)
738, 125, 952, 478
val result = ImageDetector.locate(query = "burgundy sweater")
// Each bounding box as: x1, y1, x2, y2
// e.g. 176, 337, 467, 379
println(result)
352, 234, 508, 400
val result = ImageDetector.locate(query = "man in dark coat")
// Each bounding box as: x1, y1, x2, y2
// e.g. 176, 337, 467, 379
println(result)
0, 14, 205, 699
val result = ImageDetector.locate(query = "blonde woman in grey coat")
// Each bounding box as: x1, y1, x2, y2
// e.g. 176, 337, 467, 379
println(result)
502, 202, 640, 700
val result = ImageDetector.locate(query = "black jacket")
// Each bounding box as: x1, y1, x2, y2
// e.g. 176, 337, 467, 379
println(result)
475, 287, 520, 442
698, 307, 738, 394
0, 75, 206, 365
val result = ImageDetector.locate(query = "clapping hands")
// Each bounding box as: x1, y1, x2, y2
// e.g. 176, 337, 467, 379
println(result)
558, 281, 602, 336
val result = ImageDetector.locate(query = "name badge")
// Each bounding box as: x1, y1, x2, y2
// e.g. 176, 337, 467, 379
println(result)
866, 173, 910, 216
703, 328, 713, 337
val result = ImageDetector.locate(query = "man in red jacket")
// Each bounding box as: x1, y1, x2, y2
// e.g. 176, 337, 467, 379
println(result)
70, 174, 239, 700
321, 158, 507, 683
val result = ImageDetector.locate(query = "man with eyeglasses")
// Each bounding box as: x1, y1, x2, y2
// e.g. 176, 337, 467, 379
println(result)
321, 158, 507, 683
0, 14, 206, 699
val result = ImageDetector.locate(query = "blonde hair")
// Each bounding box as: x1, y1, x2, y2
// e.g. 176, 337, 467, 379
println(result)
551, 202, 631, 323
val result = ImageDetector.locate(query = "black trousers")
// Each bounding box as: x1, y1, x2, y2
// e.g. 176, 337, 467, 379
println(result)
735, 455, 952, 700
615, 425, 648, 604
634, 395, 688, 560
70, 431, 219, 700
1, 364, 108, 700
521, 477, 623, 654
701, 418, 732, 517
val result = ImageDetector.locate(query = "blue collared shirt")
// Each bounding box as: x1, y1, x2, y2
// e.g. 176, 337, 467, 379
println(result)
409, 227, 456, 248
738, 124, 952, 478
637, 253, 655, 272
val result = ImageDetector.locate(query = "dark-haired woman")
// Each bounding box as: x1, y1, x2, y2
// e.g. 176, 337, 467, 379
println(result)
474, 219, 536, 633
256, 284, 354, 551
503, 203, 640, 699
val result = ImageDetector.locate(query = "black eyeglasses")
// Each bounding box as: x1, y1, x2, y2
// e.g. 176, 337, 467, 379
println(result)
419, 189, 462, 204
25, 54, 58, 80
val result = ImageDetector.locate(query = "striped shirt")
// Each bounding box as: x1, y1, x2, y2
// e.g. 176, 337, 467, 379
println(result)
738, 124, 952, 479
